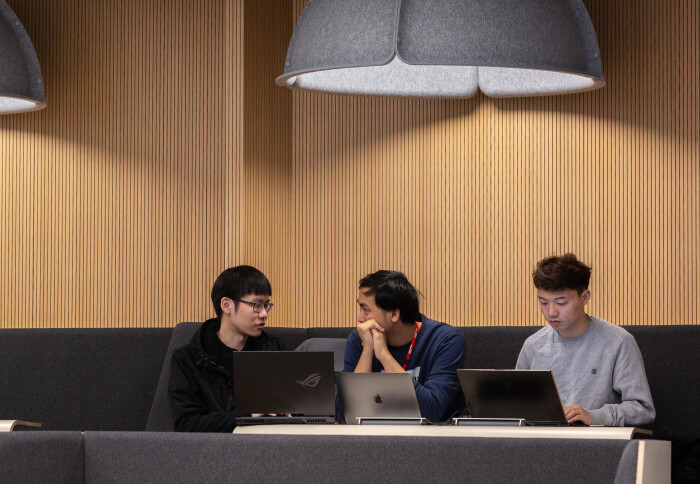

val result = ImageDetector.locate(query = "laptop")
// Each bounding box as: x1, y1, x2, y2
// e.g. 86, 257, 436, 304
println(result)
335, 372, 425, 425
233, 351, 336, 425
455, 369, 574, 426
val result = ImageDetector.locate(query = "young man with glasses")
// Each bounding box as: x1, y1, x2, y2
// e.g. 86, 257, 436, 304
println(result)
169, 265, 285, 432
516, 254, 655, 426
342, 270, 466, 422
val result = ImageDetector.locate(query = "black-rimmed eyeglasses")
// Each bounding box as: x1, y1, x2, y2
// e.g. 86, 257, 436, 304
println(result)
235, 299, 273, 314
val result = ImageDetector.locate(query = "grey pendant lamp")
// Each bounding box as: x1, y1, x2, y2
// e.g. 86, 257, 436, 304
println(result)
0, 0, 45, 113
276, 0, 605, 98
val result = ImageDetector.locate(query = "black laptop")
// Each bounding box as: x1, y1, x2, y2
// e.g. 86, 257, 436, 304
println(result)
455, 369, 573, 426
233, 351, 336, 425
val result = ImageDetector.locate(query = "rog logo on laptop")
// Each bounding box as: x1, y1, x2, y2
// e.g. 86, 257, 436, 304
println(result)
296, 373, 322, 388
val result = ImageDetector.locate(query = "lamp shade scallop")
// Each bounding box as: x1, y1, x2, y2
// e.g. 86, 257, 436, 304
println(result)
276, 0, 604, 98
0, 0, 45, 113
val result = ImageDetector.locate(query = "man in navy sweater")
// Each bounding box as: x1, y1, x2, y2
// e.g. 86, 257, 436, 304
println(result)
343, 270, 465, 422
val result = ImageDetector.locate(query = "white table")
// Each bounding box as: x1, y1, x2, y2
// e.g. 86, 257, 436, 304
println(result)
234, 423, 650, 440
0, 420, 42, 432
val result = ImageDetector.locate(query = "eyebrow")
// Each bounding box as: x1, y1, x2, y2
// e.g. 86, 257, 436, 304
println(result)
538, 296, 568, 301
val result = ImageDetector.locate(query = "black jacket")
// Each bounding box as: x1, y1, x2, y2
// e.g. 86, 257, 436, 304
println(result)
168, 318, 286, 432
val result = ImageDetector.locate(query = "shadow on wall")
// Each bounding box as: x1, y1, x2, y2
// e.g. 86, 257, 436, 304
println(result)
2, 0, 234, 170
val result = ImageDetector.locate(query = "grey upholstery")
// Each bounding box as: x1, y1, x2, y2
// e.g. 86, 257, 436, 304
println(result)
460, 326, 539, 369
613, 440, 640, 484
0, 328, 171, 430
0, 431, 83, 483
308, 326, 355, 339
145, 322, 201, 431
0, 323, 697, 440
624, 325, 700, 439
83, 431, 631, 484
265, 326, 310, 351
295, 337, 347, 372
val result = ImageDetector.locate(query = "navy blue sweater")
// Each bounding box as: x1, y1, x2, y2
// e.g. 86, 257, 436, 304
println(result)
343, 315, 466, 422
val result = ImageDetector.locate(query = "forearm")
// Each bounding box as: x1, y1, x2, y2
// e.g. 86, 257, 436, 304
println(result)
589, 400, 656, 427
353, 349, 375, 373
375, 348, 404, 373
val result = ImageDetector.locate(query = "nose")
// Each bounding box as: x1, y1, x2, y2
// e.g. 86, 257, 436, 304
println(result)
258, 307, 268, 319
357, 311, 365, 323
546, 304, 558, 318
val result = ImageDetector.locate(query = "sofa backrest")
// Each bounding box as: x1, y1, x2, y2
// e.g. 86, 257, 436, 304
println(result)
624, 325, 700, 439
459, 326, 539, 368
145, 322, 202, 431
82, 431, 632, 483
2, 323, 697, 438
0, 328, 172, 431
0, 431, 84, 483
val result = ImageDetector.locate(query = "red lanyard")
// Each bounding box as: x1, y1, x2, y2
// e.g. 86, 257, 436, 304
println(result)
401, 322, 420, 370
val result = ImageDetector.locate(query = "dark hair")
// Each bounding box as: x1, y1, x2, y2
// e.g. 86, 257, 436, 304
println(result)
358, 270, 420, 324
210, 266, 272, 319
532, 253, 592, 294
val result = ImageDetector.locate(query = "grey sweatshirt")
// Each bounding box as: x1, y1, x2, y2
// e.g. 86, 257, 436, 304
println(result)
516, 316, 655, 426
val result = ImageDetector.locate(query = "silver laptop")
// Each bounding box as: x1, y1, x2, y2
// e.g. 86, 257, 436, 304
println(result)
455, 369, 573, 426
233, 351, 336, 425
335, 372, 425, 425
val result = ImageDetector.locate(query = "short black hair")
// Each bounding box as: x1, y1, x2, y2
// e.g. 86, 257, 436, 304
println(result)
358, 270, 420, 324
532, 253, 592, 294
210, 266, 271, 319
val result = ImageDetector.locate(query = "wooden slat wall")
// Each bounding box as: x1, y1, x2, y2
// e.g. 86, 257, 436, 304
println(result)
285, 0, 699, 327
1, 0, 245, 327
242, 0, 293, 323
0, 0, 698, 328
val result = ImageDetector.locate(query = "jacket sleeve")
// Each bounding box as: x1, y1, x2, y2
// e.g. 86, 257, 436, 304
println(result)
342, 330, 363, 372
588, 335, 656, 426
412, 330, 465, 422
168, 350, 237, 433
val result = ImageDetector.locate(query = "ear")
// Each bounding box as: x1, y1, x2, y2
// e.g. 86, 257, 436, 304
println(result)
390, 309, 401, 324
581, 289, 591, 305
220, 297, 235, 315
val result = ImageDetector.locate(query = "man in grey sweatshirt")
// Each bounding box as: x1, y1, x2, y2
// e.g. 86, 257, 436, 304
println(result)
516, 254, 655, 426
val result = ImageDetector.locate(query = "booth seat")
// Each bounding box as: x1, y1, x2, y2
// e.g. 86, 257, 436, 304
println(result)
0, 324, 698, 439
0, 323, 692, 483
0, 430, 665, 484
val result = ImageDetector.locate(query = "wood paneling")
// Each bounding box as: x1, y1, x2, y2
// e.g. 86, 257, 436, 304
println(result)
243, 0, 293, 323
282, 0, 699, 327
1, 0, 698, 328
1, 0, 245, 327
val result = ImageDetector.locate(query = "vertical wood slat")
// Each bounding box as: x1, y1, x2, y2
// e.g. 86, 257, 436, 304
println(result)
1, 0, 245, 328
0, 0, 698, 328
283, 0, 699, 327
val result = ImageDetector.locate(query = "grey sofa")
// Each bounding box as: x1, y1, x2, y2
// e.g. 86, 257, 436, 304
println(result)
1, 324, 698, 439
0, 430, 661, 484
0, 323, 693, 483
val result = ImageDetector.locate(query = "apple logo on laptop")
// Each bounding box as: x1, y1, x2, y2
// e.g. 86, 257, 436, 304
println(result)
374, 394, 383, 404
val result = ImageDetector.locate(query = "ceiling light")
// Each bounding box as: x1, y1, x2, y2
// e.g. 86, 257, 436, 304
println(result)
276, 0, 604, 98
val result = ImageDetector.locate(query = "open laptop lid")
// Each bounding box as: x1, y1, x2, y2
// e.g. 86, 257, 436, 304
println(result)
456, 369, 567, 424
335, 372, 422, 425
233, 351, 336, 424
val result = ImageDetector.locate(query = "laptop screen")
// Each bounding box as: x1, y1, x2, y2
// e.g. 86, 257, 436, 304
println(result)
335, 372, 422, 424
457, 369, 567, 424
233, 351, 336, 422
